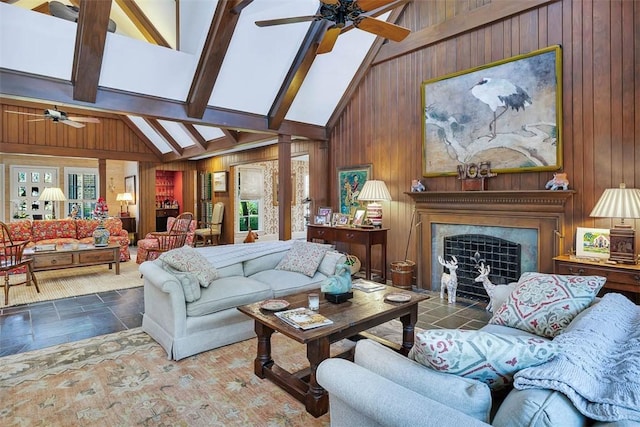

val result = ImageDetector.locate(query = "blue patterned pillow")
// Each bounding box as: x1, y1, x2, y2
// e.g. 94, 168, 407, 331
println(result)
275, 240, 329, 277
489, 272, 606, 338
409, 329, 556, 390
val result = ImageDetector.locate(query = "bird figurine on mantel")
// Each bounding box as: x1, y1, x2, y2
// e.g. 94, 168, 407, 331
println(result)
471, 77, 532, 139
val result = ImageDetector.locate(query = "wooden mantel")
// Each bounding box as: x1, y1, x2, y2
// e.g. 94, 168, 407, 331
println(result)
406, 190, 575, 290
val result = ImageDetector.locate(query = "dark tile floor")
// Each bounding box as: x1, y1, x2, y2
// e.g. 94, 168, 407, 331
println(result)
0, 285, 490, 357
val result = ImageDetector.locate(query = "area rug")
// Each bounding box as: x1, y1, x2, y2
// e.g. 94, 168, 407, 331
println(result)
1, 259, 142, 308
0, 328, 363, 426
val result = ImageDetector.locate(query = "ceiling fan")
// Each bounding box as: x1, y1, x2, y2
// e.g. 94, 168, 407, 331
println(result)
255, 0, 410, 54
5, 106, 101, 128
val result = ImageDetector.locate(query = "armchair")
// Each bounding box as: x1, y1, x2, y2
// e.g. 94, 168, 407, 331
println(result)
194, 202, 224, 246
0, 222, 39, 305
136, 212, 195, 264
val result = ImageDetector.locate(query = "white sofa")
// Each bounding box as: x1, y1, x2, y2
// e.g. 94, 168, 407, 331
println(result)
139, 240, 344, 360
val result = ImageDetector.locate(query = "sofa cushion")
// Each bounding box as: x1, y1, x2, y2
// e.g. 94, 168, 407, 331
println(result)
318, 250, 347, 276
275, 240, 329, 277
7, 220, 32, 243
249, 269, 325, 297
186, 276, 272, 316
31, 219, 76, 241
409, 329, 557, 390
492, 388, 586, 427
216, 263, 244, 279
243, 250, 288, 277
159, 245, 219, 287
489, 272, 606, 338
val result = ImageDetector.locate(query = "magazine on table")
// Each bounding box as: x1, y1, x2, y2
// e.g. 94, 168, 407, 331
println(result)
275, 307, 333, 330
352, 279, 386, 293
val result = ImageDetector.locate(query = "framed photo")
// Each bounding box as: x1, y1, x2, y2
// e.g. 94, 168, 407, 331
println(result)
213, 171, 227, 192
352, 209, 366, 226
314, 215, 327, 225
421, 45, 562, 177
337, 214, 349, 226
575, 227, 610, 259
124, 175, 136, 204
331, 213, 341, 226
272, 172, 296, 206
318, 206, 332, 218
337, 164, 372, 215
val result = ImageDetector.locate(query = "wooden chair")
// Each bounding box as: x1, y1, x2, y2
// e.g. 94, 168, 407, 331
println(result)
194, 202, 224, 246
0, 221, 39, 305
143, 212, 194, 263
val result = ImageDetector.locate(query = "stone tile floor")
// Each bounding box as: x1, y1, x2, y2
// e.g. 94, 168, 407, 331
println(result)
0, 286, 490, 357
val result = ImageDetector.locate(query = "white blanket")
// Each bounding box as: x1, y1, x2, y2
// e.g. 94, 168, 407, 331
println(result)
195, 240, 294, 269
514, 293, 640, 422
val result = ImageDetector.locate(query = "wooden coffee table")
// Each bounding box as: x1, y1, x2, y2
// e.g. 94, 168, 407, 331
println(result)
237, 286, 429, 417
24, 243, 121, 274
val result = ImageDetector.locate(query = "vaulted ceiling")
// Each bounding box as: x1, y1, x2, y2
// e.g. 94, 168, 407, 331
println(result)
0, 0, 410, 162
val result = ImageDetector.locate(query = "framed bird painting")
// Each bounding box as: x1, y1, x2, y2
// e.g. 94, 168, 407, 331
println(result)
421, 45, 562, 177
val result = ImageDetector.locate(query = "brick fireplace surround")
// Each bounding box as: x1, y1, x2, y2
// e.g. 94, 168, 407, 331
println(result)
406, 190, 574, 291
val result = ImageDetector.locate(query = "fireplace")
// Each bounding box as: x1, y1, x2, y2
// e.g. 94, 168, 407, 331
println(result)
406, 190, 574, 292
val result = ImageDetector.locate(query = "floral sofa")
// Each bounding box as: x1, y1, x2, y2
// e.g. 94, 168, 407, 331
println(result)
7, 218, 130, 261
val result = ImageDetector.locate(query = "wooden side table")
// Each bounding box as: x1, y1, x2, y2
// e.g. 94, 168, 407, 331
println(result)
307, 225, 387, 282
119, 216, 137, 245
553, 255, 640, 303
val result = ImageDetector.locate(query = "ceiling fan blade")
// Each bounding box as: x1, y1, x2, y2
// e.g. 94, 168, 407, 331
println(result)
61, 120, 85, 128
356, 0, 398, 12
356, 16, 410, 42
317, 26, 341, 54
255, 16, 319, 27
5, 111, 43, 117
26, 118, 46, 122
67, 117, 101, 123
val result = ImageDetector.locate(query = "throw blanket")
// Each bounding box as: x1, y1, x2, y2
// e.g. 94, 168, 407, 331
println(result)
197, 240, 294, 269
514, 293, 640, 422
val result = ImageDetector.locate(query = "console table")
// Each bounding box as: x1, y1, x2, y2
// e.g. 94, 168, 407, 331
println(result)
307, 225, 387, 282
553, 255, 640, 303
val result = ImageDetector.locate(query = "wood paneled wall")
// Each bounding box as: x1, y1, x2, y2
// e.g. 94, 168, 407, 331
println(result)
330, 0, 639, 278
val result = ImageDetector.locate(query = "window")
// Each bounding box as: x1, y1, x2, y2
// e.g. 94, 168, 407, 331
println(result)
237, 167, 264, 233
65, 168, 99, 218
10, 166, 58, 220
238, 201, 259, 232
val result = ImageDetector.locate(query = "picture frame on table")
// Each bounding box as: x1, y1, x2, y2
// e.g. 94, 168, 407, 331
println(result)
352, 209, 366, 226
337, 214, 349, 226
213, 171, 228, 192
421, 45, 562, 177
337, 164, 372, 215
575, 227, 610, 259
314, 215, 327, 225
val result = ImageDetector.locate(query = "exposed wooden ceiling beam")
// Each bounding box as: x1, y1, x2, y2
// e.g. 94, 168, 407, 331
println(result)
182, 123, 208, 150
114, 0, 171, 47
374, 0, 558, 64
145, 118, 184, 156
0, 69, 328, 140
267, 21, 326, 130
160, 131, 274, 161
186, 0, 252, 119
222, 128, 239, 143
71, 0, 112, 103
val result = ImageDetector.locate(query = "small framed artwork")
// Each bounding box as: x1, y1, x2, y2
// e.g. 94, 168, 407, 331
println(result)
318, 206, 332, 217
331, 213, 341, 226
352, 209, 366, 226
337, 164, 372, 215
213, 171, 227, 192
575, 227, 610, 259
314, 215, 327, 225
124, 175, 137, 204
337, 214, 349, 226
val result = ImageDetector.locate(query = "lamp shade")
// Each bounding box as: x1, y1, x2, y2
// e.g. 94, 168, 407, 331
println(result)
116, 192, 133, 202
38, 187, 66, 202
357, 180, 392, 202
589, 183, 640, 224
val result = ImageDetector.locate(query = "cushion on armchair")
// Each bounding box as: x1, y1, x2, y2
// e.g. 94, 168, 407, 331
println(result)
409, 329, 557, 390
489, 272, 606, 338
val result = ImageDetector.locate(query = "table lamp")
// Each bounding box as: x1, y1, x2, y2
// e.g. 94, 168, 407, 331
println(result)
357, 180, 391, 228
38, 187, 66, 219
589, 183, 640, 264
116, 192, 133, 216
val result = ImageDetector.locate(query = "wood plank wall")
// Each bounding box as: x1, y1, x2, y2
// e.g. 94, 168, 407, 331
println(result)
330, 0, 639, 278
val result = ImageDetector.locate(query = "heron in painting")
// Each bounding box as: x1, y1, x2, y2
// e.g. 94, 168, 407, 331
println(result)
471, 78, 532, 138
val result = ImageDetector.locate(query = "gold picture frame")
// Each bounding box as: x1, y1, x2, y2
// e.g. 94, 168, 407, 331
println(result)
272, 172, 296, 206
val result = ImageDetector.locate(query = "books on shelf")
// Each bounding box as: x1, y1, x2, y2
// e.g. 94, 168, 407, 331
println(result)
275, 307, 333, 330
352, 279, 386, 293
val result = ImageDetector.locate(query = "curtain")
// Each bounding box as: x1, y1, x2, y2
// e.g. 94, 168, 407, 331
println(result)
238, 167, 263, 200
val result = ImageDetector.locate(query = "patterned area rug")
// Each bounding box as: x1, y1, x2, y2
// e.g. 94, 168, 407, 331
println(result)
1, 257, 142, 308
0, 328, 365, 426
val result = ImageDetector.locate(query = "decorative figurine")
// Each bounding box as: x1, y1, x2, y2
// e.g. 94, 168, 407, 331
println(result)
411, 179, 426, 192
474, 263, 497, 311
438, 255, 458, 304
545, 172, 569, 190
321, 263, 352, 294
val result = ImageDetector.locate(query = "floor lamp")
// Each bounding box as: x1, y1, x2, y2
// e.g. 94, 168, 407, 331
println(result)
38, 187, 67, 219
357, 180, 392, 228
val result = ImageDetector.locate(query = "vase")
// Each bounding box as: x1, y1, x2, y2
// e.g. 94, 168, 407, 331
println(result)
93, 221, 110, 247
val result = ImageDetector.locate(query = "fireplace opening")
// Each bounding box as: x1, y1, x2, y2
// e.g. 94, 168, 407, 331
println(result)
443, 234, 521, 301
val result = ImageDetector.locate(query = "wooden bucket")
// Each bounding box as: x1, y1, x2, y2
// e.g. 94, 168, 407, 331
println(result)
390, 260, 415, 289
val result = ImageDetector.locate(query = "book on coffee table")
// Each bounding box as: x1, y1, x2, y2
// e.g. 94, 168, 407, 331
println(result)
352, 279, 386, 293
275, 307, 333, 330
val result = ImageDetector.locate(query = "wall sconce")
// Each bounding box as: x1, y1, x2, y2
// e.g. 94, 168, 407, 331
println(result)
38, 187, 66, 219
109, 177, 116, 193
357, 180, 392, 228
589, 183, 640, 264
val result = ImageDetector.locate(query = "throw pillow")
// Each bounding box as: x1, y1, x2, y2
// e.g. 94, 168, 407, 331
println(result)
161, 264, 201, 302
318, 251, 347, 276
158, 246, 218, 287
275, 240, 329, 277
409, 329, 557, 390
489, 272, 606, 338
